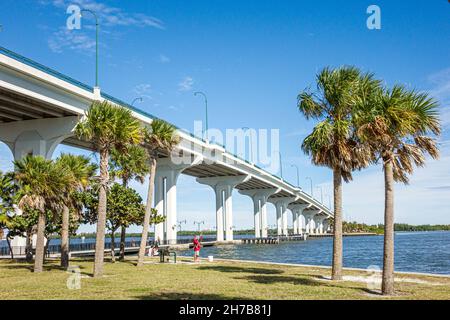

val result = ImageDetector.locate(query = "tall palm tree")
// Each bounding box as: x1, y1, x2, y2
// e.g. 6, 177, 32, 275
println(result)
14, 156, 70, 272
56, 154, 97, 269
75, 101, 142, 277
110, 145, 149, 261
137, 119, 179, 267
297, 66, 379, 280
356, 85, 440, 295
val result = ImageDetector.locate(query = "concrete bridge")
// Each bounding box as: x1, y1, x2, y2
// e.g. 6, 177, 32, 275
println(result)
0, 46, 333, 245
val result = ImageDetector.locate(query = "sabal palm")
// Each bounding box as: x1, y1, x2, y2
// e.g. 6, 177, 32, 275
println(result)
356, 85, 440, 295
56, 154, 97, 269
14, 155, 71, 272
75, 101, 142, 277
298, 66, 379, 280
110, 145, 149, 260
137, 119, 179, 267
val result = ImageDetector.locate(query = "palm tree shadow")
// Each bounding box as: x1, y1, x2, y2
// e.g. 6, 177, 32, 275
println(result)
135, 291, 245, 300
236, 274, 322, 286
197, 265, 284, 275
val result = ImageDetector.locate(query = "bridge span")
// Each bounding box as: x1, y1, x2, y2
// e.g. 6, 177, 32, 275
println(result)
0, 46, 333, 245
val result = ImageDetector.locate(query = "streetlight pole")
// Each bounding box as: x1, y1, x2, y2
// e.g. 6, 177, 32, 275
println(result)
291, 164, 300, 187
193, 221, 204, 232
178, 220, 187, 232
80, 9, 99, 88
194, 92, 208, 142
242, 127, 254, 164
316, 186, 324, 203
305, 177, 313, 196
131, 97, 143, 106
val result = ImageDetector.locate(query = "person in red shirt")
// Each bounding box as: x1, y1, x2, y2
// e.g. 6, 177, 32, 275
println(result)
193, 235, 202, 262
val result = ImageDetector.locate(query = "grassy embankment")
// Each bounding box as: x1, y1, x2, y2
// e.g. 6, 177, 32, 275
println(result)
1, 257, 449, 300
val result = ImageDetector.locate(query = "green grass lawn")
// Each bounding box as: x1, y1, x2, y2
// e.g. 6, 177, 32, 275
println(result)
1, 257, 449, 300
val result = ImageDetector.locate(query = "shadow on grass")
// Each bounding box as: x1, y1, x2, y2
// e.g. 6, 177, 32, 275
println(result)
197, 265, 284, 275
135, 291, 245, 300
236, 274, 321, 286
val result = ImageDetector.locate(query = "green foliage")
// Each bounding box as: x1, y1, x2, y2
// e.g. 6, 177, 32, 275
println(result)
110, 145, 149, 186
143, 119, 179, 158
81, 183, 164, 232
75, 101, 143, 152
298, 66, 380, 181
355, 85, 441, 184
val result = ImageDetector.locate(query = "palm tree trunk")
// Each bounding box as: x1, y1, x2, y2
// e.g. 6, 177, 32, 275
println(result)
331, 166, 343, 280
119, 225, 126, 261
60, 205, 70, 269
25, 232, 33, 262
93, 147, 109, 278
6, 233, 14, 259
137, 157, 156, 267
34, 212, 46, 273
119, 177, 128, 262
110, 231, 116, 263
382, 159, 395, 295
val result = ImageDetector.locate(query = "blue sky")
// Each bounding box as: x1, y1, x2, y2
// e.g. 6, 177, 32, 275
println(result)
0, 0, 449, 232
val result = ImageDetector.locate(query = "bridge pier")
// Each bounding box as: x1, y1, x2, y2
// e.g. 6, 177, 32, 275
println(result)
314, 215, 327, 234
154, 157, 202, 244
269, 197, 297, 236
239, 188, 279, 238
197, 175, 250, 241
288, 204, 310, 235
303, 209, 321, 234
0, 117, 78, 160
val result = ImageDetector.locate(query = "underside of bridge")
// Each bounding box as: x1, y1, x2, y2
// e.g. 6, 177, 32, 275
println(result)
0, 87, 76, 122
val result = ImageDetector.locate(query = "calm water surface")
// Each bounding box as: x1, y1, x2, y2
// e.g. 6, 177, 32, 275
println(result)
178, 231, 450, 275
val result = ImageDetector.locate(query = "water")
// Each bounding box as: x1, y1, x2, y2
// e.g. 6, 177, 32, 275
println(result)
177, 231, 450, 275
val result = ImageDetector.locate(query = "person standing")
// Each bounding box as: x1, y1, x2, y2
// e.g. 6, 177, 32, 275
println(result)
193, 235, 202, 262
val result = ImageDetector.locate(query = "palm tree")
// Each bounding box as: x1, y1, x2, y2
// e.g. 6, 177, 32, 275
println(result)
110, 145, 149, 261
56, 154, 97, 269
297, 66, 379, 280
356, 85, 440, 295
137, 119, 179, 267
14, 156, 70, 273
75, 101, 142, 277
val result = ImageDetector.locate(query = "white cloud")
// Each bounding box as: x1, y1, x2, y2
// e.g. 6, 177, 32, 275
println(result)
158, 54, 170, 64
43, 0, 165, 53
178, 76, 194, 92
48, 27, 96, 54
428, 68, 450, 127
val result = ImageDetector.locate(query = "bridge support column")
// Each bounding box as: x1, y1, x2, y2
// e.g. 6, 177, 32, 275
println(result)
239, 188, 280, 238
269, 197, 297, 236
303, 210, 321, 234
288, 204, 310, 235
198, 175, 249, 241
315, 216, 326, 234
0, 117, 78, 249
155, 157, 202, 244
0, 117, 78, 160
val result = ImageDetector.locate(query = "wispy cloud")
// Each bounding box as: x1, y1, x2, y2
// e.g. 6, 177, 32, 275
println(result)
158, 54, 170, 64
48, 27, 96, 53
178, 76, 194, 92
428, 68, 450, 127
132, 83, 152, 100
43, 0, 165, 53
